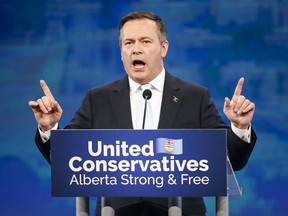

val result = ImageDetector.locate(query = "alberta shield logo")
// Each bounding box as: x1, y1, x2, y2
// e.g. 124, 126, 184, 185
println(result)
156, 138, 183, 155
165, 140, 174, 152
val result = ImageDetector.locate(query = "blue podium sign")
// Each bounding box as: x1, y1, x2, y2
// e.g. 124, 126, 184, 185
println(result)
51, 129, 227, 197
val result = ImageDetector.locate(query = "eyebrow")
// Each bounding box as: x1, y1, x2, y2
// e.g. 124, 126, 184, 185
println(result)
123, 36, 154, 42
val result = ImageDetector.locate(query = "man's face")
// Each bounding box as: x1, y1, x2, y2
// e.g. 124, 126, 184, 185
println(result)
120, 18, 168, 84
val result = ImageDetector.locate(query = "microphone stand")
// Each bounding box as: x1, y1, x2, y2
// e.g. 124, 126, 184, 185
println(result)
142, 88, 182, 215
101, 197, 114, 216
168, 196, 182, 216
142, 89, 152, 129
101, 89, 152, 216
142, 97, 148, 129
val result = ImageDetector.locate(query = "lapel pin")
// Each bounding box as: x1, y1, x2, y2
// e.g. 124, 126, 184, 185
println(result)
172, 96, 178, 103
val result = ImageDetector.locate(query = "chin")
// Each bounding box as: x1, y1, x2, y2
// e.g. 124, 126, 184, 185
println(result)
131, 72, 147, 79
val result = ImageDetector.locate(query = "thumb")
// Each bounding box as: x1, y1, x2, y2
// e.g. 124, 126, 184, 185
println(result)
223, 97, 231, 112
28, 101, 40, 113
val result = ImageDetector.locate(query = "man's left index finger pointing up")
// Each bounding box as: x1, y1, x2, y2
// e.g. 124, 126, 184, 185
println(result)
233, 77, 245, 98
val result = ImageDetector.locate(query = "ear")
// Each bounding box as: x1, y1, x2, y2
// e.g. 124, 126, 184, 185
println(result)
161, 40, 169, 58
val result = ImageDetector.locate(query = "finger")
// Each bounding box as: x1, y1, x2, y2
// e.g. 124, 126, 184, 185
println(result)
37, 98, 49, 114
40, 80, 55, 100
41, 96, 52, 111
28, 101, 40, 113
243, 102, 255, 113
223, 97, 230, 109
236, 98, 249, 114
234, 95, 246, 112
223, 97, 233, 115
28, 100, 38, 108
233, 77, 244, 98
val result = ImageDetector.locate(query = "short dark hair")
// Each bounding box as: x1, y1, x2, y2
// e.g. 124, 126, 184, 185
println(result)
119, 11, 167, 46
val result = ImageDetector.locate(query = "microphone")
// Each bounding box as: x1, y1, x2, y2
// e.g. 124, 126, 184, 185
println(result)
142, 89, 152, 129
143, 89, 152, 100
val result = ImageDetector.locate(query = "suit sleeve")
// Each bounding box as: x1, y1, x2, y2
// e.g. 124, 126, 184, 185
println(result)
65, 90, 94, 129
200, 88, 257, 171
227, 128, 256, 170
35, 129, 51, 164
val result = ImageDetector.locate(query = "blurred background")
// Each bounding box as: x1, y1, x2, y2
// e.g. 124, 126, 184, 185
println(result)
0, 0, 287, 215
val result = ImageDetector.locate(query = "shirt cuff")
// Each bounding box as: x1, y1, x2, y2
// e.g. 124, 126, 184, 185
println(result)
38, 123, 58, 143
231, 123, 251, 143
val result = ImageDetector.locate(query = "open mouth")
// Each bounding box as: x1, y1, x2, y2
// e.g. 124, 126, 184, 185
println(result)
132, 60, 145, 70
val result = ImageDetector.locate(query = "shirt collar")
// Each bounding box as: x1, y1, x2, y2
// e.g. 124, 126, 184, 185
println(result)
128, 68, 165, 94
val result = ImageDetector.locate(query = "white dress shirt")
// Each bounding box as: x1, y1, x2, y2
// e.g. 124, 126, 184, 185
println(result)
129, 68, 165, 130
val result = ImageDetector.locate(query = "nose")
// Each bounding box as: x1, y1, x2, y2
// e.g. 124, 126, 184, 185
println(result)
132, 42, 143, 55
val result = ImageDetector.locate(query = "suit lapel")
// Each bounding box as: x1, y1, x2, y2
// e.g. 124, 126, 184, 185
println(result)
158, 73, 183, 129
108, 73, 183, 129
109, 76, 133, 129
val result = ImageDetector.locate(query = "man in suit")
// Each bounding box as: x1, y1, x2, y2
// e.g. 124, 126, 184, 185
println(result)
29, 11, 256, 216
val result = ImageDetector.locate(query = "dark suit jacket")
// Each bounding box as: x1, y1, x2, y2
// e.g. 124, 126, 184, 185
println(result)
35, 72, 256, 215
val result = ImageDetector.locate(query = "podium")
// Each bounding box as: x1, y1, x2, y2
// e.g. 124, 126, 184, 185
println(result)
51, 129, 242, 216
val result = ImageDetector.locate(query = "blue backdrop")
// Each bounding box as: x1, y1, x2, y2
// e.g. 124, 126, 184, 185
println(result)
0, 0, 287, 215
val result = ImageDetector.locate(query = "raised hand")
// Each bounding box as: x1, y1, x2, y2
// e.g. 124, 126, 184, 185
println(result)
28, 80, 63, 132
223, 78, 255, 129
